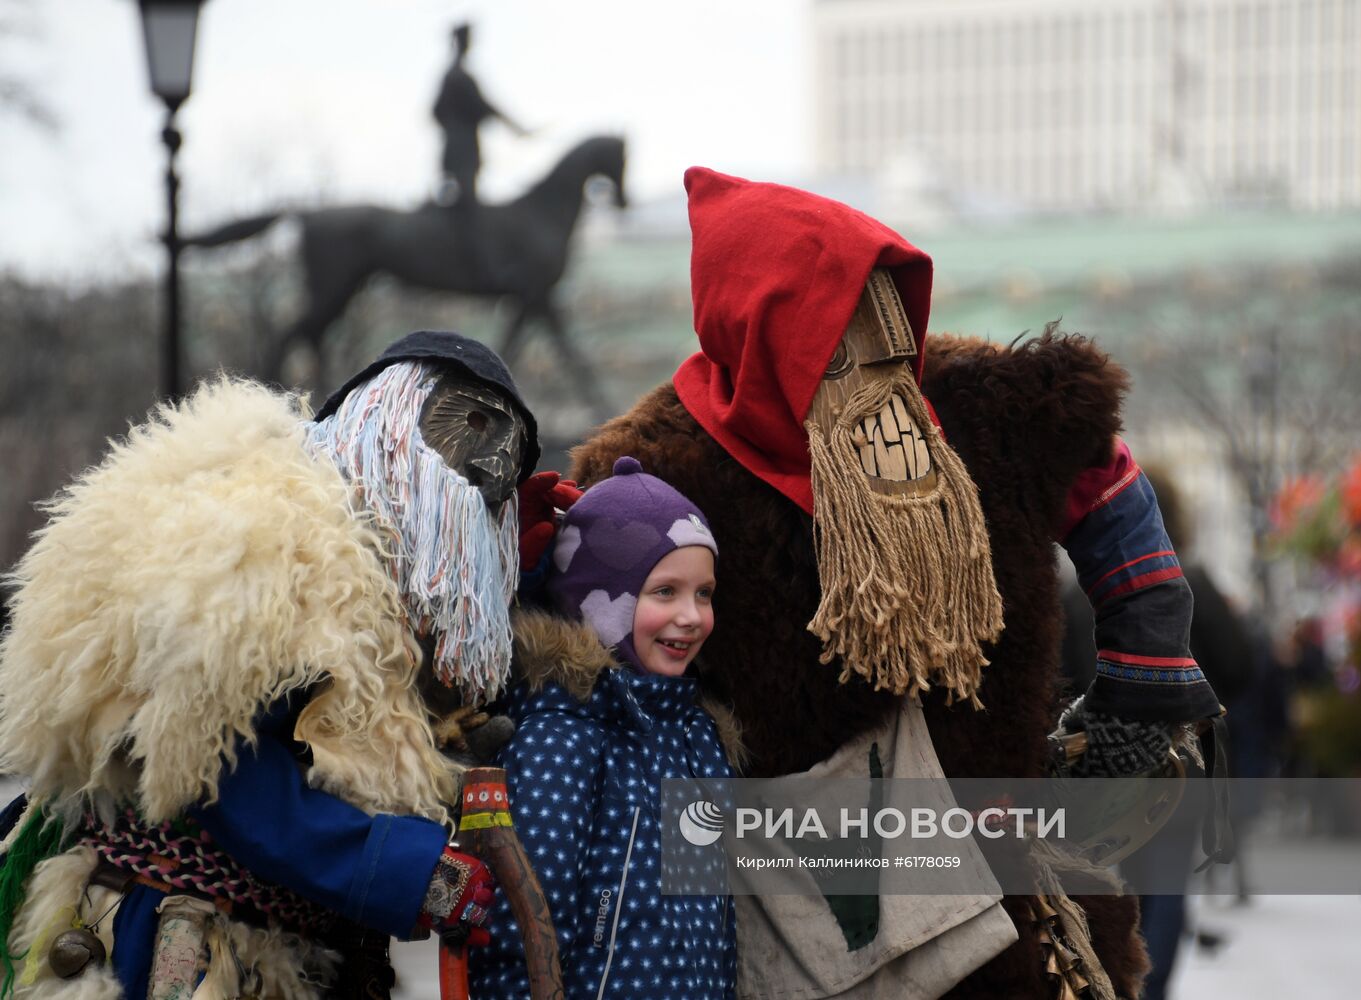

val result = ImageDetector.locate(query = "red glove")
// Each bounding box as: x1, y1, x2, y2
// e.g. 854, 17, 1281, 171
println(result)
418, 845, 496, 947
517, 471, 583, 572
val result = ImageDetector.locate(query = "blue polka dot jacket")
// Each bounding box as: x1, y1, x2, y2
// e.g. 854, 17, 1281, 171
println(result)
469, 610, 740, 999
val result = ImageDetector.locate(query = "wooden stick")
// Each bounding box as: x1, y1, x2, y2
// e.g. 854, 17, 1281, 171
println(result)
440, 766, 564, 1000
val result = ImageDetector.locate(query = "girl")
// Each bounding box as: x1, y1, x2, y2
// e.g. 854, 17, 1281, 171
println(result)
470, 456, 737, 999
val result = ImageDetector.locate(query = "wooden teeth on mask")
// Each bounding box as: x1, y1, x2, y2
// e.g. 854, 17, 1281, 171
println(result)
856, 393, 933, 482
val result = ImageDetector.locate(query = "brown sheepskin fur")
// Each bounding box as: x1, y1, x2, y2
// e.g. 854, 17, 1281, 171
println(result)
918, 330, 1127, 782
919, 333, 1147, 999
571, 331, 1148, 997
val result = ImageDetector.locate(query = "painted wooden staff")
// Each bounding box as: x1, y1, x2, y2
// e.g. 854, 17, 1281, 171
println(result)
441, 766, 564, 1000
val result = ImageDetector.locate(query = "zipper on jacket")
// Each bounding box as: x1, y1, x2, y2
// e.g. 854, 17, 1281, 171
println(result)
595, 806, 641, 1000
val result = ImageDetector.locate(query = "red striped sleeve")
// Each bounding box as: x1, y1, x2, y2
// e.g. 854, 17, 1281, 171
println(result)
1098, 650, 1199, 668
1099, 566, 1185, 602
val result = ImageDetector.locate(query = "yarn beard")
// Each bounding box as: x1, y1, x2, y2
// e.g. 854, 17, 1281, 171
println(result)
306, 363, 520, 702
805, 369, 1004, 706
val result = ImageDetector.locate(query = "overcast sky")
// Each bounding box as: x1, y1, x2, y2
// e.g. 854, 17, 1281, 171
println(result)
0, 0, 809, 280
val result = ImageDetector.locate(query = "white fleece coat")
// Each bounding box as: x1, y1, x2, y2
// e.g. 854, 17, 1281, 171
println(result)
0, 379, 460, 997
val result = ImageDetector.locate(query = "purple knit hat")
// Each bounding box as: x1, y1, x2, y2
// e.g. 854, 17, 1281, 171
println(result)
547, 456, 718, 671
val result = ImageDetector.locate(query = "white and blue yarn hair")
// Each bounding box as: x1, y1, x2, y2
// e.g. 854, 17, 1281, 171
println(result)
305, 361, 520, 701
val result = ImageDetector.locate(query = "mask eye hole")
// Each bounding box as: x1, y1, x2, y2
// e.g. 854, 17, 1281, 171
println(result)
466, 411, 489, 433
824, 341, 854, 379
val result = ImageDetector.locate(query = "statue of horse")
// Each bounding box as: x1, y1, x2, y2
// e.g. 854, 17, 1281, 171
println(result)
183, 135, 627, 410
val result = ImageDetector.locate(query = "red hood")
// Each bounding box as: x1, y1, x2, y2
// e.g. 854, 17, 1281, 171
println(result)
673, 166, 934, 514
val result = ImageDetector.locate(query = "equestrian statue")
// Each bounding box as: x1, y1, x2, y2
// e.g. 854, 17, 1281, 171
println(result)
183, 135, 627, 416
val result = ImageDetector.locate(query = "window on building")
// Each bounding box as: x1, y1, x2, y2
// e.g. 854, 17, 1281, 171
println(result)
1213, 2, 1231, 49
1340, 130, 1355, 199
1300, 0, 1316, 42
1234, 2, 1251, 52
1256, 2, 1272, 49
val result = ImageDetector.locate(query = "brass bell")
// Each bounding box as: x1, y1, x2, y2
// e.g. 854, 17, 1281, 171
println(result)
48, 927, 106, 979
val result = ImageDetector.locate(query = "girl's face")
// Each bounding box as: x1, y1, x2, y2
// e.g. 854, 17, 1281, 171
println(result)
631, 546, 716, 677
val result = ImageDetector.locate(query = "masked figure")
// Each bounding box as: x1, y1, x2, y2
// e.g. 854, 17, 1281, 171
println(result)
0, 332, 537, 998
573, 170, 1223, 998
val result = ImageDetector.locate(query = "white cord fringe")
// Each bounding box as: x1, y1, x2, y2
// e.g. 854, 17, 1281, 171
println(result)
305, 363, 519, 701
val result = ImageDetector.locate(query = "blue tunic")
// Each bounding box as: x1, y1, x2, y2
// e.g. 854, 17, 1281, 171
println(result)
108, 696, 447, 996
470, 668, 736, 1000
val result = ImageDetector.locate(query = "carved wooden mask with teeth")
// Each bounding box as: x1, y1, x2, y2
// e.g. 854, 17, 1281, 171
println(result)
807, 268, 938, 497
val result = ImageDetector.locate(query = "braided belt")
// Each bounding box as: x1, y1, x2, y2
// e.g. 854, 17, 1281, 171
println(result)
77, 808, 335, 936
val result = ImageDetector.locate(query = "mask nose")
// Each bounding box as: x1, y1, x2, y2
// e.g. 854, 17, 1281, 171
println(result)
466, 453, 517, 511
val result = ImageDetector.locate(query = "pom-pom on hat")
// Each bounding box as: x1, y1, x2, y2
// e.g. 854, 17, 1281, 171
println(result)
547, 456, 717, 671
673, 166, 933, 514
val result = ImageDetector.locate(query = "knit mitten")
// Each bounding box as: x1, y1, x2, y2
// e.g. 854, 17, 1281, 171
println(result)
417, 845, 496, 945
1050, 695, 1173, 778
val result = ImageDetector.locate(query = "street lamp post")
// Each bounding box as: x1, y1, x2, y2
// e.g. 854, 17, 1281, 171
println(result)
135, 0, 206, 400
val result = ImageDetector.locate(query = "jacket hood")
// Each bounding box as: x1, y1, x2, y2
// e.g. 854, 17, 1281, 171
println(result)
510, 609, 745, 767
511, 608, 618, 702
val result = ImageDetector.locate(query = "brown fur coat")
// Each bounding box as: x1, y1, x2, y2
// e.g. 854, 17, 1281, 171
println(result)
571, 332, 1148, 998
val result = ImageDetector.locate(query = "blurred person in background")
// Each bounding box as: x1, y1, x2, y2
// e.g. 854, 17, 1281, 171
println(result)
1215, 614, 1291, 899
1284, 618, 1330, 693
1278, 616, 1358, 832
1061, 463, 1255, 999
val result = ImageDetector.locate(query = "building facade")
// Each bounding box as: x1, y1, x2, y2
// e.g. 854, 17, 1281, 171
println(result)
814, 0, 1361, 211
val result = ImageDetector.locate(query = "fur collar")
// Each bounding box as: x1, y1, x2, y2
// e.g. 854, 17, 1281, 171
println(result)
511, 608, 746, 769
0, 378, 455, 823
